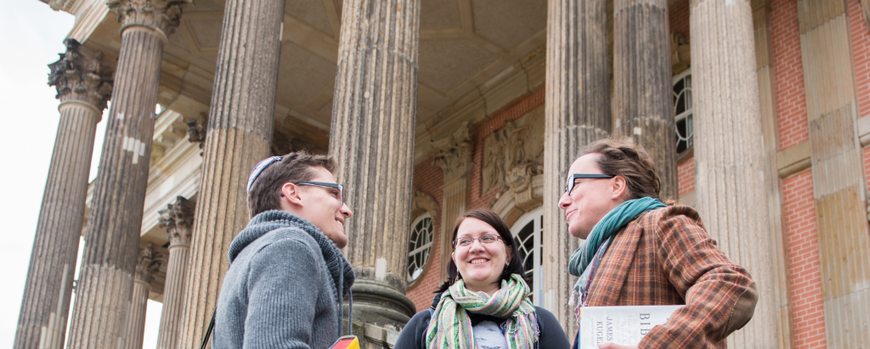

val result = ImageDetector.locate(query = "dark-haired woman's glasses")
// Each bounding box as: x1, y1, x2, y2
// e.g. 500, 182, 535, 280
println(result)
565, 173, 616, 195
453, 234, 504, 248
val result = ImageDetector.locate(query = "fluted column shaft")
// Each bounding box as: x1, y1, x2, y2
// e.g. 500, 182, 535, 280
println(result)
179, 0, 283, 346
613, 0, 678, 201
796, 0, 870, 346
690, 0, 777, 347
542, 0, 610, 336
67, 28, 163, 348
329, 0, 421, 326
15, 39, 111, 349
156, 197, 193, 349
124, 245, 159, 349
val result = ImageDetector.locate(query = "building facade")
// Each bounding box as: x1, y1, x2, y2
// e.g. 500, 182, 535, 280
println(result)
15, 0, 870, 348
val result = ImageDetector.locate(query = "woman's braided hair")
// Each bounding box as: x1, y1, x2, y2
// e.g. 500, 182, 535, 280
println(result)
578, 137, 662, 201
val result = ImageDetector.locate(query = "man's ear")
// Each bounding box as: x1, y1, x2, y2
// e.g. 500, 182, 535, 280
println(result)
281, 182, 304, 208
610, 175, 628, 200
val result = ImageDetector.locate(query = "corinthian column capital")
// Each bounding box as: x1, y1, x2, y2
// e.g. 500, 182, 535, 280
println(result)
48, 39, 113, 112
134, 243, 161, 284
106, 0, 191, 35
158, 196, 194, 247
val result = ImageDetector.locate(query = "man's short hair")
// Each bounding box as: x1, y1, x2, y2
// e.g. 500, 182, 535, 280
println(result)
247, 151, 336, 218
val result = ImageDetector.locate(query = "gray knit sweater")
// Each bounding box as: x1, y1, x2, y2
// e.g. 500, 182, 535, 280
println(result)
213, 210, 355, 349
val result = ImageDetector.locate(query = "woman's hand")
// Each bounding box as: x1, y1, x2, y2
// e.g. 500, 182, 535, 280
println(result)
597, 343, 638, 349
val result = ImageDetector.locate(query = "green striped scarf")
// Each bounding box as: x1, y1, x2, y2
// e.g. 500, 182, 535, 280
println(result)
425, 274, 539, 349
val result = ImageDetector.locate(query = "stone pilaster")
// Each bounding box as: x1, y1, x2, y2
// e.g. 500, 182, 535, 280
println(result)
329, 0, 420, 331
66, 1, 185, 347
178, 0, 283, 346
752, 1, 793, 347
14, 39, 112, 349
124, 244, 161, 349
432, 125, 473, 282
542, 0, 611, 335
796, 0, 870, 346
612, 0, 678, 201
690, 0, 777, 347
156, 196, 193, 349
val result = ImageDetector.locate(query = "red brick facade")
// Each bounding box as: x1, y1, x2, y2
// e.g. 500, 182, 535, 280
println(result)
782, 171, 827, 349
771, 0, 809, 150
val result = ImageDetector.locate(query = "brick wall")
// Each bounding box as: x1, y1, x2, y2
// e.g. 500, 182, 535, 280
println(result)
670, 0, 690, 40
772, 0, 809, 150
782, 171, 827, 349
677, 158, 695, 197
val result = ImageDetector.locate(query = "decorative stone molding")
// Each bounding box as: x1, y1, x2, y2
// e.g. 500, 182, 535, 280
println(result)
411, 187, 440, 225
106, 0, 191, 35
432, 123, 473, 181
158, 196, 193, 246
671, 32, 691, 75
490, 174, 544, 227
134, 243, 161, 284
48, 39, 113, 111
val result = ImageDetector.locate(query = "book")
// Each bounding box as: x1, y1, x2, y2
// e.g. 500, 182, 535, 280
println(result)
578, 305, 684, 349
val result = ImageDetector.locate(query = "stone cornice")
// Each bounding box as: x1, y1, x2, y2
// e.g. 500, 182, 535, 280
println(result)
48, 39, 113, 112
106, 0, 191, 36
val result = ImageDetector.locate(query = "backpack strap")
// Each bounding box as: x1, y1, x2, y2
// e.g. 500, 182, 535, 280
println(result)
200, 309, 216, 349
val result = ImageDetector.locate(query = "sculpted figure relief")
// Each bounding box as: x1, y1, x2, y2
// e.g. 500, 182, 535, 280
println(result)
482, 108, 545, 194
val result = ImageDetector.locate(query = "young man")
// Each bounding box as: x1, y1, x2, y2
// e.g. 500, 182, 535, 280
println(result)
559, 138, 757, 348
213, 151, 355, 349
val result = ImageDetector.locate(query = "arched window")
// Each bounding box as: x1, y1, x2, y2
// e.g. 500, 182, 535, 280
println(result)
407, 213, 433, 282
511, 208, 543, 306
673, 69, 693, 158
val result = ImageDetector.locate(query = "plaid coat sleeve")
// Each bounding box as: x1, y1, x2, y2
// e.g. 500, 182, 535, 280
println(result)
586, 206, 758, 349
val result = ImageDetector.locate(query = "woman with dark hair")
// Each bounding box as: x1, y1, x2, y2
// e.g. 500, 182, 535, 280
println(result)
395, 210, 570, 349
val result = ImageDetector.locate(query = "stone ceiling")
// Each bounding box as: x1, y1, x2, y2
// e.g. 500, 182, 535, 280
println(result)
82, 0, 549, 151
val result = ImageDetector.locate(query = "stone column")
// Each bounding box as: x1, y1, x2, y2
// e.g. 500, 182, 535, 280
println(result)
65, 1, 185, 347
690, 0, 777, 347
124, 244, 161, 349
542, 0, 611, 335
178, 0, 284, 346
612, 0, 678, 201
796, 0, 870, 346
156, 196, 193, 349
752, 1, 793, 347
328, 0, 420, 329
14, 39, 112, 349
432, 125, 473, 282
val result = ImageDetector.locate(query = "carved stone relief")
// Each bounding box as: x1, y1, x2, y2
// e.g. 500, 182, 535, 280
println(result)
482, 107, 545, 194
412, 187, 440, 224
433, 122, 473, 181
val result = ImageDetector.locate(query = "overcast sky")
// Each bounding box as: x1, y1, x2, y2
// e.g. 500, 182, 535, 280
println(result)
1, 1, 161, 346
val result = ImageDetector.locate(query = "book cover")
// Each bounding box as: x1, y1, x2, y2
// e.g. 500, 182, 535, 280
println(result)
579, 305, 684, 349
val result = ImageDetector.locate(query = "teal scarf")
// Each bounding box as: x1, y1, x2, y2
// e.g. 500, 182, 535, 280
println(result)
425, 274, 539, 349
567, 197, 666, 306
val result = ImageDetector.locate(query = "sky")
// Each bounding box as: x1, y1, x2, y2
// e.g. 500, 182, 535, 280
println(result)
0, 1, 162, 347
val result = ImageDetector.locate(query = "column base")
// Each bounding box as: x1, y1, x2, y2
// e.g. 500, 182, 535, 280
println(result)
348, 278, 417, 326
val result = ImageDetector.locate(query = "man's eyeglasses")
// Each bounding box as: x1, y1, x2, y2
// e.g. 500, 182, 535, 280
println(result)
294, 181, 345, 206
453, 234, 504, 248
564, 173, 616, 195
